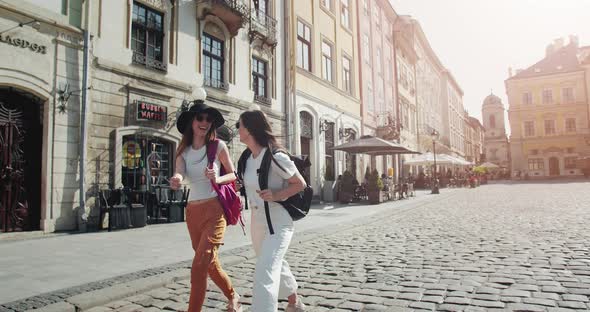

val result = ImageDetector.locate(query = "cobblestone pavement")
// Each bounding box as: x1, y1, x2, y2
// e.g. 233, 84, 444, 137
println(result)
60, 182, 590, 311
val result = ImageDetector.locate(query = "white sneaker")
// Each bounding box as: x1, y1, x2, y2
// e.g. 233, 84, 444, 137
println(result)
286, 295, 306, 312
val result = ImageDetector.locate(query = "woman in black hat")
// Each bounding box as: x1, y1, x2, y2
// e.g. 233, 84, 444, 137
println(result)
170, 101, 242, 312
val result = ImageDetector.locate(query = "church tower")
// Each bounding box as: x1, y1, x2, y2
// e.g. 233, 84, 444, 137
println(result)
482, 93, 510, 169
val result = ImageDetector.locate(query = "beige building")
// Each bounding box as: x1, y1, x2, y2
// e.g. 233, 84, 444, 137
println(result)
357, 0, 397, 177
0, 0, 86, 232
465, 116, 485, 164
441, 70, 465, 157
482, 93, 510, 168
288, 0, 361, 196
506, 36, 589, 178
1, 0, 287, 232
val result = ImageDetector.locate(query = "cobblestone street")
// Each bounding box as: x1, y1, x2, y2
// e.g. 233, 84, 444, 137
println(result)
61, 182, 590, 311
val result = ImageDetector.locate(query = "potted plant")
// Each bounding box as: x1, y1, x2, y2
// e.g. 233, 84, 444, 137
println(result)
339, 170, 354, 203
322, 165, 336, 202
367, 169, 384, 204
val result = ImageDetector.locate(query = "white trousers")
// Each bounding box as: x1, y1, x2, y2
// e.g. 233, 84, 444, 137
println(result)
250, 203, 298, 312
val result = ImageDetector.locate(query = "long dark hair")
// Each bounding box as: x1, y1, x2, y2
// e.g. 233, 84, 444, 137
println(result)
176, 116, 217, 158
239, 110, 282, 150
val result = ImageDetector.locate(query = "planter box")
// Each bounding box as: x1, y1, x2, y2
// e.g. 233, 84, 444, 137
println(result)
368, 190, 385, 204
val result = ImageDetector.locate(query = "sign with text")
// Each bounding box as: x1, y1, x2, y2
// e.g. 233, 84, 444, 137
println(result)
136, 100, 167, 122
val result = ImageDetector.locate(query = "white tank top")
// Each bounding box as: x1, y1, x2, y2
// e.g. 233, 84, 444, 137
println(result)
181, 141, 226, 201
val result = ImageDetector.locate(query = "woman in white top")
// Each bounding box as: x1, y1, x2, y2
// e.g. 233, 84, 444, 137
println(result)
170, 101, 242, 312
236, 108, 307, 312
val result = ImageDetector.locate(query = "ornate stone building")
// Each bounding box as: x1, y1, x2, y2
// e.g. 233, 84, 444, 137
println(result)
482, 93, 510, 169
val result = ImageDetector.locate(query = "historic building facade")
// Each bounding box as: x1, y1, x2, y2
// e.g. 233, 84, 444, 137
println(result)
1, 0, 286, 232
288, 0, 361, 196
506, 37, 589, 178
0, 0, 86, 232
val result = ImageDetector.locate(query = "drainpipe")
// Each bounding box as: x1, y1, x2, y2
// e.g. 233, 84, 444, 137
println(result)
283, 0, 292, 151
78, 0, 92, 231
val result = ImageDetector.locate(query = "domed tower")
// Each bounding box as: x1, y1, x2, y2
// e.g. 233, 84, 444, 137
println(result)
481, 93, 510, 169
482, 93, 506, 138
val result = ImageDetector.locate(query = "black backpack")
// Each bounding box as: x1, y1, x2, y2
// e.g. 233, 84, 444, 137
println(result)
237, 148, 313, 235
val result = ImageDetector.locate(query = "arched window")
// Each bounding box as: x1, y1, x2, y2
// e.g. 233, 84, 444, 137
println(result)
489, 115, 496, 128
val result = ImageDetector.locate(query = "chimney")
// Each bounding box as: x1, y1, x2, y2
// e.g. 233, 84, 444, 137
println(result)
569, 35, 579, 48
508, 67, 513, 77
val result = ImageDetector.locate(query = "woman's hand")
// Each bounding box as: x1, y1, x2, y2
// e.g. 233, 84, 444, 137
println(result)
257, 189, 276, 202
205, 167, 217, 183
170, 174, 182, 190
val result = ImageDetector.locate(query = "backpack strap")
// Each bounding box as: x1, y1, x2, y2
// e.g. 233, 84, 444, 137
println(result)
259, 148, 274, 235
206, 139, 220, 167
237, 149, 252, 210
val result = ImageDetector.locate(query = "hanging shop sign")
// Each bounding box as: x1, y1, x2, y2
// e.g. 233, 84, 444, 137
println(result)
136, 100, 167, 121
0, 34, 47, 54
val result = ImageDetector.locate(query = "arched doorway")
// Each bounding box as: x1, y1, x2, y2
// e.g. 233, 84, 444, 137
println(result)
0, 87, 43, 232
549, 157, 560, 176
299, 111, 313, 183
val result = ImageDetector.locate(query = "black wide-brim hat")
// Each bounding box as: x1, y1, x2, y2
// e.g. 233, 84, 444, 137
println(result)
176, 101, 225, 133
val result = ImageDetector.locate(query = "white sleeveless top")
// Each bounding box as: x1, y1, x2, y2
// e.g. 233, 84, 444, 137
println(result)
181, 141, 227, 201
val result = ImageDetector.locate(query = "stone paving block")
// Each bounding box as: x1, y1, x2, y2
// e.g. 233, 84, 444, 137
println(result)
558, 301, 588, 309
407, 301, 434, 310
470, 299, 505, 308
337, 301, 364, 310
561, 294, 589, 302
501, 289, 531, 297
437, 304, 469, 311
475, 286, 501, 294
507, 303, 547, 312
396, 292, 422, 301
471, 293, 500, 301
85, 307, 114, 312
113, 304, 143, 312
531, 292, 561, 301
500, 296, 522, 303
342, 294, 384, 305
522, 297, 557, 307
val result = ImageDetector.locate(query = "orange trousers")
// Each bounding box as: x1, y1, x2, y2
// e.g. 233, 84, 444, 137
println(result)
185, 198, 236, 312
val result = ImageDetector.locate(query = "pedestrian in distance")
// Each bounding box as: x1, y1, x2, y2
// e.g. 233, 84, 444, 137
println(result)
236, 107, 307, 312
170, 101, 242, 312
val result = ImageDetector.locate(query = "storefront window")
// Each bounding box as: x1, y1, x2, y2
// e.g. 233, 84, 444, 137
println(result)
122, 135, 173, 194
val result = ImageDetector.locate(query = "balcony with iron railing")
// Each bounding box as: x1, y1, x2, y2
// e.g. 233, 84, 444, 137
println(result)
196, 0, 249, 36
132, 52, 167, 72
249, 9, 277, 47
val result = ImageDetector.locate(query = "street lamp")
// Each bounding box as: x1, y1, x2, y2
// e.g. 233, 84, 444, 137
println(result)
431, 129, 440, 194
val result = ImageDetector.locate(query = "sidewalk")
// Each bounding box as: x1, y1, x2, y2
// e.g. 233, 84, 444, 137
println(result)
0, 189, 455, 311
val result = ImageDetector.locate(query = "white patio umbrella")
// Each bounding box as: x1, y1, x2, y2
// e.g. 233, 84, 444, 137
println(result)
403, 152, 454, 166
480, 162, 500, 169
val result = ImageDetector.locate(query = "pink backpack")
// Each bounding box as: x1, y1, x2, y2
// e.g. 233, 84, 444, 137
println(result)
207, 139, 245, 233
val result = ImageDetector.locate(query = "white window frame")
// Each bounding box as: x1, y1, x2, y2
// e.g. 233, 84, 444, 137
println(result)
321, 40, 334, 83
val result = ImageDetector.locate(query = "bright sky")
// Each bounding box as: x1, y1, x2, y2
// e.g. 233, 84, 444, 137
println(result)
389, 0, 589, 129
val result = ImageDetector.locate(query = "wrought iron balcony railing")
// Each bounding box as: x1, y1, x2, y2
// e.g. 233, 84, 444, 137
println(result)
249, 9, 277, 46
254, 94, 271, 105
132, 52, 167, 72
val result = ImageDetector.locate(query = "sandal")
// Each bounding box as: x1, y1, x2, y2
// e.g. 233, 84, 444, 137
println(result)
227, 293, 242, 312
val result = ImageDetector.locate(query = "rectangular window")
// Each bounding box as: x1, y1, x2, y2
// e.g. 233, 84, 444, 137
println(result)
543, 89, 553, 104
252, 57, 268, 102
324, 122, 335, 181
544, 119, 556, 135
342, 56, 351, 94
340, 0, 350, 29
565, 157, 577, 169
523, 92, 532, 105
363, 34, 370, 64
524, 121, 535, 137
566, 118, 576, 132
562, 87, 574, 104
132, 2, 166, 71
376, 48, 381, 76
321, 41, 333, 83
296, 21, 311, 71
367, 78, 373, 112
528, 158, 544, 170
202, 33, 224, 89
321, 0, 332, 11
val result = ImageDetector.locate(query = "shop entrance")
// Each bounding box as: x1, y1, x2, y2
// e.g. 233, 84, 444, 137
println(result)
0, 87, 43, 232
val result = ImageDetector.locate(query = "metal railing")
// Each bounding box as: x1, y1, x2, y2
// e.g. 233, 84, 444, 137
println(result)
249, 9, 277, 44
204, 77, 229, 91
254, 94, 271, 105
198, 0, 249, 18
132, 52, 167, 72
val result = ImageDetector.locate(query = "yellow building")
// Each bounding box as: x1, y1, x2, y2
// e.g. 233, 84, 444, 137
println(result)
506, 36, 590, 178
286, 0, 362, 196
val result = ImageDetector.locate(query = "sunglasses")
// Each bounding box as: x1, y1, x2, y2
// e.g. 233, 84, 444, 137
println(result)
195, 114, 213, 123
235, 121, 240, 129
